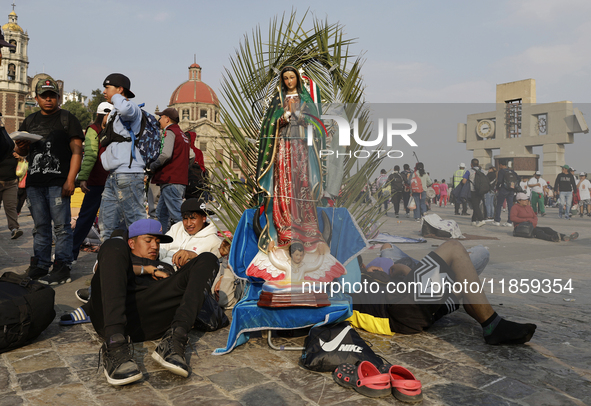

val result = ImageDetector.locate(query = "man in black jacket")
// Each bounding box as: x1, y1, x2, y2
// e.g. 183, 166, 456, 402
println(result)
554, 164, 577, 219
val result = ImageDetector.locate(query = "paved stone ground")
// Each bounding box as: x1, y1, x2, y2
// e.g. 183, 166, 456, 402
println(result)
1, 203, 590, 405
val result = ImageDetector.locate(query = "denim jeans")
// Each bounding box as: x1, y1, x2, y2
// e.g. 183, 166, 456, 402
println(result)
380, 244, 489, 276
558, 191, 573, 218
484, 191, 495, 218
27, 186, 73, 269
99, 173, 146, 241
413, 191, 427, 219
155, 183, 186, 233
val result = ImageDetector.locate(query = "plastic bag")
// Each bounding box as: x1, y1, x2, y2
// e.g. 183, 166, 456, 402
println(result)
194, 292, 229, 332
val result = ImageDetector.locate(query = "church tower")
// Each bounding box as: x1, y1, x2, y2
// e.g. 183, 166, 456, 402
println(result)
0, 6, 29, 132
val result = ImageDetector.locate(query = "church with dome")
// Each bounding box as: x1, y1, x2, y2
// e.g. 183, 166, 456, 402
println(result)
162, 63, 239, 174
0, 8, 28, 133
0, 6, 63, 133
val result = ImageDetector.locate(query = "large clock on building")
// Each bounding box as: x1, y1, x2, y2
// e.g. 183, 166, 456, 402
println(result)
476, 119, 495, 138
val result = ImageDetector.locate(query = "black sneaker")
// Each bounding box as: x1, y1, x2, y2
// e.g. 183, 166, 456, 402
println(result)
151, 327, 191, 377
39, 261, 71, 285
76, 287, 90, 303
24, 257, 48, 280
11, 228, 23, 240
100, 334, 143, 386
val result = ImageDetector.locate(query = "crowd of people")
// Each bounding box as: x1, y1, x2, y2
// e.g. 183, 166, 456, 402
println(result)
0, 69, 577, 390
2, 73, 233, 385
367, 158, 589, 230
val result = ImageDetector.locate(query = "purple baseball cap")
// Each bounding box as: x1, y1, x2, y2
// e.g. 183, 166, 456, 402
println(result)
128, 219, 173, 243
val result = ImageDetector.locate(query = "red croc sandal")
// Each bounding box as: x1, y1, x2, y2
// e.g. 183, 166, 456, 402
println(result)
333, 361, 391, 398
382, 365, 423, 403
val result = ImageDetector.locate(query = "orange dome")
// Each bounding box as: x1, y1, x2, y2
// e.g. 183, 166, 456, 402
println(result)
169, 64, 218, 106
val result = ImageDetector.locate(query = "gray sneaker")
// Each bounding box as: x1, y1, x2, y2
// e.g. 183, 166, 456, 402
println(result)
151, 327, 191, 377
11, 228, 23, 240
100, 334, 143, 386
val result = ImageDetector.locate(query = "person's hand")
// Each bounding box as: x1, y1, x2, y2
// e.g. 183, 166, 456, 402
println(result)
219, 239, 231, 257
214, 278, 222, 301
14, 140, 30, 155
62, 179, 76, 197
283, 111, 292, 122
80, 180, 90, 194
172, 250, 197, 268
152, 267, 171, 280
365, 266, 384, 273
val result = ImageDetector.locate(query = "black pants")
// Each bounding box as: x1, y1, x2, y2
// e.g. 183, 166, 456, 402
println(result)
470, 193, 485, 222
533, 226, 564, 242
455, 197, 468, 214
391, 191, 404, 215
87, 238, 219, 342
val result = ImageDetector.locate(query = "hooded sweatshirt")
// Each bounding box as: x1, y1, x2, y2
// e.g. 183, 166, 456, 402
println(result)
159, 220, 221, 266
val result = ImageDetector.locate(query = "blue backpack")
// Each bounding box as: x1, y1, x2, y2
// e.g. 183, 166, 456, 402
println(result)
100, 103, 162, 168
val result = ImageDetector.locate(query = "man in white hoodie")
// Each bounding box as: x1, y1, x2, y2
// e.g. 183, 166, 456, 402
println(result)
160, 199, 222, 268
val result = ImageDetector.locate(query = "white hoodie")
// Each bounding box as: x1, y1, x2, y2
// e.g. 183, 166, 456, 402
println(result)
159, 221, 221, 266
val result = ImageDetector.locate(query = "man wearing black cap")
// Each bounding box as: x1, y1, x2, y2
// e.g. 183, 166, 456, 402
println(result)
15, 78, 84, 285
86, 218, 219, 386
159, 198, 222, 266
149, 107, 192, 233
98, 73, 147, 240
554, 164, 577, 219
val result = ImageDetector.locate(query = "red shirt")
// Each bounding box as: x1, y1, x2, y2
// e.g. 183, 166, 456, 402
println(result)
510, 204, 538, 228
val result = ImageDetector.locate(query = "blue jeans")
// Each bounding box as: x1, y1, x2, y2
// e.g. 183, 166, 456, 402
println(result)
27, 186, 73, 269
484, 191, 495, 218
495, 188, 514, 223
99, 173, 146, 241
72, 185, 104, 260
155, 183, 186, 233
413, 191, 426, 219
558, 191, 573, 218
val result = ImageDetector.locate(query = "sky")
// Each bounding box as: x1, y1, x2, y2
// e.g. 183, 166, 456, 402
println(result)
10, 0, 591, 179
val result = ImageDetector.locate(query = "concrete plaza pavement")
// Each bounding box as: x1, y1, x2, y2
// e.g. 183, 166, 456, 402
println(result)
0, 202, 590, 405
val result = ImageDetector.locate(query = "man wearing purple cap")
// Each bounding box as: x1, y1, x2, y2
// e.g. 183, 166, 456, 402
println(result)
510, 193, 578, 242
98, 73, 146, 241
86, 218, 219, 386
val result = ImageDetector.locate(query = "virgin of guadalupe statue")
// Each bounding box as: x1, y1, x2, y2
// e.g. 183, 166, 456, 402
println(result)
246, 66, 346, 286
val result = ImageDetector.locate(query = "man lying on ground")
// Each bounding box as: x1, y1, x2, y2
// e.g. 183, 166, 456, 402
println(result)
85, 218, 219, 386
510, 193, 578, 242
349, 241, 537, 345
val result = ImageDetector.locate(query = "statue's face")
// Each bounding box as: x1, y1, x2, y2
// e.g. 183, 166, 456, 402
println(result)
291, 249, 304, 265
282, 71, 298, 92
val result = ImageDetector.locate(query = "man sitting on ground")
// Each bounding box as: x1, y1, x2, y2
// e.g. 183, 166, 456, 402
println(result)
85, 219, 219, 386
350, 241, 537, 345
160, 198, 223, 267
510, 193, 578, 242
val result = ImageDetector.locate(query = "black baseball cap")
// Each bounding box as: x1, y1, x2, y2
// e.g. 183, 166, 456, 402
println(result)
103, 73, 135, 99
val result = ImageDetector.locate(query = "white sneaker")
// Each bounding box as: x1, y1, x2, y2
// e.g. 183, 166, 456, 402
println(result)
471, 221, 477, 226
503, 222, 513, 227
492, 222, 501, 226
476, 221, 486, 227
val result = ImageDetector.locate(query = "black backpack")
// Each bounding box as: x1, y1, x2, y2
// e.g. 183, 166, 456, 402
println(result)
503, 170, 523, 192
472, 169, 491, 195
0, 272, 56, 354
389, 173, 405, 193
